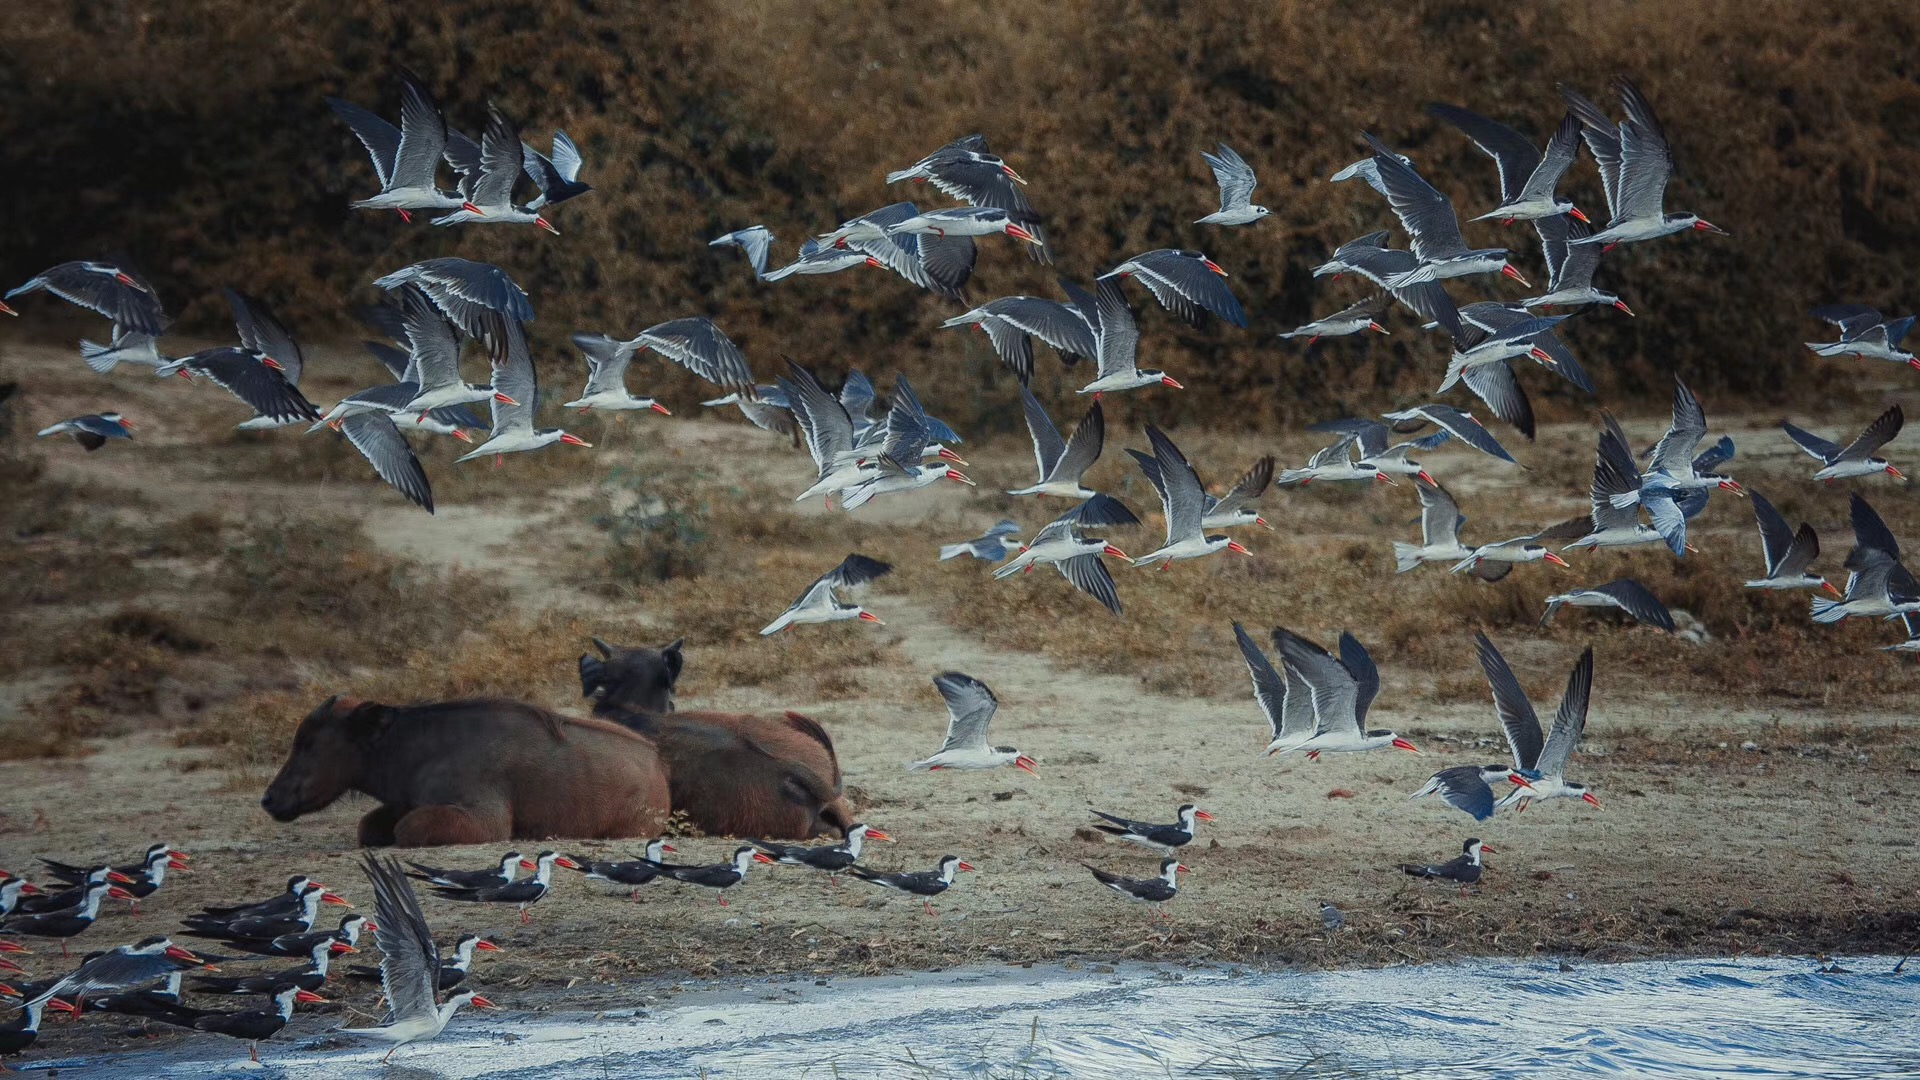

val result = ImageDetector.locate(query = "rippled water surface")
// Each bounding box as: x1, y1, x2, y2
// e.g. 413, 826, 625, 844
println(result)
67, 955, 1920, 1078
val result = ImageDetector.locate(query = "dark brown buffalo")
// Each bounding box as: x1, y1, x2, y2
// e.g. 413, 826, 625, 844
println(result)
261, 696, 672, 847
579, 636, 853, 840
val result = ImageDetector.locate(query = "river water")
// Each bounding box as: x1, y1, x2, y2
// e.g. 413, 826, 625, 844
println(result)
55, 954, 1920, 1078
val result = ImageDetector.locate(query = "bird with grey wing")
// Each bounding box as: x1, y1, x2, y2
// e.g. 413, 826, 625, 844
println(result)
710, 226, 776, 282
1426, 103, 1588, 225
1358, 133, 1531, 289
1805, 305, 1917, 369
1783, 406, 1905, 483
1559, 77, 1725, 247
939, 520, 1021, 562
1741, 491, 1839, 597
1195, 143, 1270, 226
908, 672, 1036, 774
759, 554, 893, 636
1473, 634, 1600, 812
1541, 579, 1674, 631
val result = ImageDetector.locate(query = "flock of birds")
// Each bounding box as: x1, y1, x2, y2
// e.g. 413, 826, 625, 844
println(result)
4, 66, 1916, 1066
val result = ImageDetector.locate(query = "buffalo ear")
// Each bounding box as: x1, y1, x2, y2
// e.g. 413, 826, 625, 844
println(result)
578, 654, 606, 699
312, 694, 342, 718
662, 638, 685, 682
591, 636, 615, 659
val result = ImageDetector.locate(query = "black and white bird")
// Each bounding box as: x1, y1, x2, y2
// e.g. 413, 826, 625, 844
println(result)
1560, 78, 1726, 247
710, 226, 776, 282
1086, 859, 1187, 918
1009, 388, 1104, 499
1278, 295, 1392, 344
349, 933, 499, 993
1540, 579, 1675, 631
151, 984, 330, 1063
220, 913, 370, 959
1426, 104, 1587, 224
1806, 306, 1917, 370
1783, 406, 1905, 483
989, 498, 1133, 615
1399, 838, 1492, 895
814, 202, 975, 298
846, 856, 975, 917
428, 850, 578, 924
36, 412, 133, 450
1195, 143, 1270, 225
405, 852, 528, 892
885, 135, 1049, 263
42, 844, 189, 909
455, 317, 593, 464
1268, 628, 1419, 759
328, 69, 469, 222
182, 881, 350, 941
644, 847, 772, 905
1089, 804, 1213, 854
20, 935, 208, 1009
1475, 634, 1599, 812
1410, 765, 1533, 822
194, 936, 343, 996
1, 881, 130, 954
910, 672, 1037, 774
1742, 491, 1840, 596
1099, 249, 1246, 328
1520, 214, 1631, 314
1131, 426, 1254, 566
192, 876, 325, 922
341, 854, 497, 1063
1359, 133, 1530, 289
751, 823, 893, 882
941, 283, 1100, 383
939, 520, 1022, 562
759, 554, 892, 635
5, 260, 166, 335
521, 129, 591, 209
569, 839, 677, 900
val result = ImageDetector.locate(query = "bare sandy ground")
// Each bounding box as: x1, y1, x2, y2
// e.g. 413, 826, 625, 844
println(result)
3, 338, 1918, 1064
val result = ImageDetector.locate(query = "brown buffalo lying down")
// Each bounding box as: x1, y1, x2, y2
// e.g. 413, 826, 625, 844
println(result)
261, 696, 672, 847
579, 636, 853, 840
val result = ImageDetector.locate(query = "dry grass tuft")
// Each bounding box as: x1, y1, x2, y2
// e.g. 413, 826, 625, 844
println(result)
213, 514, 506, 665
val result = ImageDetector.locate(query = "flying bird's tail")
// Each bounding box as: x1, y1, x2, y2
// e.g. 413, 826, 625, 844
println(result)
79, 339, 121, 373
1392, 542, 1424, 574
1810, 597, 1849, 624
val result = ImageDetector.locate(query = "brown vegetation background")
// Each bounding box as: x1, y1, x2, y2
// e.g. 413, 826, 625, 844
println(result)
4, 0, 1920, 430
